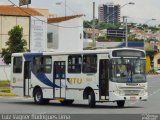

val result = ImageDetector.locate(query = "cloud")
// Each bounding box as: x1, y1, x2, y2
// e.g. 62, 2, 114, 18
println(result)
0, 1, 11, 5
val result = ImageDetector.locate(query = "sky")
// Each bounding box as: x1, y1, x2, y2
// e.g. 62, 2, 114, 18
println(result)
0, 0, 160, 25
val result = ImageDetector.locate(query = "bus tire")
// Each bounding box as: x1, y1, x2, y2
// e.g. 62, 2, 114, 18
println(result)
43, 99, 50, 105
33, 88, 49, 105
60, 100, 74, 105
88, 91, 96, 108
117, 100, 125, 108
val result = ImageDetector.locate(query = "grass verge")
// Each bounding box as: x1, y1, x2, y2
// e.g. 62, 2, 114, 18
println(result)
0, 80, 10, 93
0, 80, 10, 87
0, 88, 10, 93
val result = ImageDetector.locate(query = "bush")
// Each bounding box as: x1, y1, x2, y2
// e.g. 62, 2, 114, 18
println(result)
0, 80, 10, 87
148, 69, 157, 74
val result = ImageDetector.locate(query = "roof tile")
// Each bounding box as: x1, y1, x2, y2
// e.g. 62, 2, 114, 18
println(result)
48, 15, 83, 23
0, 5, 43, 16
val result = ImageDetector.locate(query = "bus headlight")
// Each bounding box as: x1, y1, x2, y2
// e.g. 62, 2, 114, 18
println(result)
139, 89, 147, 95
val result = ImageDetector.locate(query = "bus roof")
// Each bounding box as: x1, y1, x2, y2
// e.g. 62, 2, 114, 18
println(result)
12, 48, 145, 57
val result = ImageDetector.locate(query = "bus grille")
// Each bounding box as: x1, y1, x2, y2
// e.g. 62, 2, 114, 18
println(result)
124, 90, 141, 96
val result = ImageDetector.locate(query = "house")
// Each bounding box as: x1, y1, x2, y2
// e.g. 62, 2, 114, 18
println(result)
47, 15, 84, 51
32, 8, 57, 18
0, 5, 43, 53
147, 39, 159, 51
84, 28, 100, 39
153, 52, 160, 70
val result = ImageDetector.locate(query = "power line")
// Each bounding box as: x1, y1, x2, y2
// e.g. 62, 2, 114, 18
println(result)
8, 0, 83, 28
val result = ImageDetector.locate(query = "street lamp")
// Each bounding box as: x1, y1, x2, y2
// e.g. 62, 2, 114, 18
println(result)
103, 2, 135, 47
121, 2, 135, 8
56, 0, 67, 17
105, 2, 135, 22
122, 16, 129, 47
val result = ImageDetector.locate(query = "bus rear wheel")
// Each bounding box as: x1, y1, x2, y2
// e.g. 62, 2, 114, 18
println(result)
34, 88, 49, 105
88, 91, 96, 108
60, 100, 74, 105
117, 100, 125, 108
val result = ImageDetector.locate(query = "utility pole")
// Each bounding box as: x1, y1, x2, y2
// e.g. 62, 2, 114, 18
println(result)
92, 2, 96, 47
65, 0, 66, 18
125, 17, 128, 47
123, 16, 128, 47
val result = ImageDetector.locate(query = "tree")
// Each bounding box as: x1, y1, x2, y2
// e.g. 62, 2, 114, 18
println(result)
2, 25, 27, 64
98, 22, 121, 30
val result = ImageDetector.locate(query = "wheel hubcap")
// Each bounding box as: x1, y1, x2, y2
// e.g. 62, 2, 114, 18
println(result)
88, 94, 91, 104
36, 92, 41, 102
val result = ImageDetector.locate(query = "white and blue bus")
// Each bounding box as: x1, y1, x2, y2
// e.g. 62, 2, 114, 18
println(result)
11, 48, 147, 107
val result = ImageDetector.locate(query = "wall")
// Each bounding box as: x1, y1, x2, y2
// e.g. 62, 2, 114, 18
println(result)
47, 17, 83, 52
96, 42, 121, 48
0, 65, 10, 81
153, 53, 160, 70
0, 16, 30, 53
30, 16, 47, 52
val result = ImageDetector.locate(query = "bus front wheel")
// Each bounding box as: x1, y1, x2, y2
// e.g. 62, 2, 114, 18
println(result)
88, 91, 96, 108
117, 100, 125, 108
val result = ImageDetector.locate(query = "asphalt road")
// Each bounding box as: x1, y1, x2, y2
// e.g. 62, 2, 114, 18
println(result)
0, 75, 160, 114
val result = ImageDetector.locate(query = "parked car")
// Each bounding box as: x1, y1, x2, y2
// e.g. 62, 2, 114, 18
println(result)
156, 69, 160, 74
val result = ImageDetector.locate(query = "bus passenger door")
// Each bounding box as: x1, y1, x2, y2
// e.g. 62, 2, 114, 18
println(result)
24, 61, 31, 96
99, 59, 109, 100
53, 61, 66, 98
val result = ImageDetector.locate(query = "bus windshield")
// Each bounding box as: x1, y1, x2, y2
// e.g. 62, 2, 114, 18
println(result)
111, 58, 146, 83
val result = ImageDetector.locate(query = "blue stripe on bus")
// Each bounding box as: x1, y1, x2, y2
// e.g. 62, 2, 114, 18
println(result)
23, 53, 60, 88
24, 53, 42, 61
34, 72, 60, 88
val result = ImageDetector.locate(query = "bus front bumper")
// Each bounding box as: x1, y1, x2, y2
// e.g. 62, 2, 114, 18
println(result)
109, 92, 148, 102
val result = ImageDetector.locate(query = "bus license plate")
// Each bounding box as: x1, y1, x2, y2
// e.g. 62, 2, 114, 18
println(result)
130, 96, 136, 101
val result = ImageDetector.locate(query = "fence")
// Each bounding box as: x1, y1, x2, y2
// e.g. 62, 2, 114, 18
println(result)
0, 65, 11, 81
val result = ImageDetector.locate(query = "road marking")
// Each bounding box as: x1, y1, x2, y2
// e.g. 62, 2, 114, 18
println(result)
0, 96, 33, 100
131, 88, 160, 105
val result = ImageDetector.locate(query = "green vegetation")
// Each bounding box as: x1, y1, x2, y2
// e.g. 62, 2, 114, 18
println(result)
84, 20, 160, 42
0, 80, 10, 93
0, 80, 10, 87
0, 88, 10, 93
2, 25, 28, 64
97, 22, 121, 30
147, 69, 158, 75
83, 19, 121, 30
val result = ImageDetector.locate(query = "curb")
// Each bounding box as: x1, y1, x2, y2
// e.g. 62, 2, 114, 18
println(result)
0, 93, 17, 96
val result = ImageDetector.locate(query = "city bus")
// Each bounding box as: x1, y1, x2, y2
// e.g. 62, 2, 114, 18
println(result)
11, 48, 147, 108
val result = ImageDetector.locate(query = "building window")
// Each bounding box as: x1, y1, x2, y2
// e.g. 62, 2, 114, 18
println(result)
47, 33, 53, 43
157, 59, 160, 64
68, 55, 82, 73
13, 57, 22, 73
33, 56, 52, 73
83, 55, 97, 73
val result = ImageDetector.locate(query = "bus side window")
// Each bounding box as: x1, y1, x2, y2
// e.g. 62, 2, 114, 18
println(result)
68, 55, 82, 73
33, 57, 41, 73
42, 56, 52, 73
33, 56, 52, 73
83, 55, 97, 73
13, 57, 22, 73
